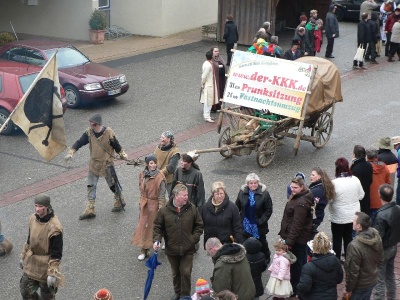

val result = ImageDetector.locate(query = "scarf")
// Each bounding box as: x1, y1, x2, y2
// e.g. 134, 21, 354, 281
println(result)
243, 190, 259, 239
143, 166, 159, 178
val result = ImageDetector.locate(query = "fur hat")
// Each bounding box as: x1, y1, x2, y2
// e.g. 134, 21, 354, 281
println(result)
145, 154, 157, 164
391, 136, 400, 146
94, 289, 113, 300
195, 278, 210, 294
34, 194, 51, 207
89, 113, 102, 124
379, 137, 393, 150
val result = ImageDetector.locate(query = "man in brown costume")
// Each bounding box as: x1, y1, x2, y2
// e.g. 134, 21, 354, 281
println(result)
154, 131, 180, 196
65, 113, 128, 219
20, 194, 64, 300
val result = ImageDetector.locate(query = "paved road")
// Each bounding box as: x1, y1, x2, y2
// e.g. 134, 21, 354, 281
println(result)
1, 22, 400, 299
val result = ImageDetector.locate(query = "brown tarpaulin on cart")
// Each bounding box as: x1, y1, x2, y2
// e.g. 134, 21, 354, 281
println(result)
296, 56, 343, 116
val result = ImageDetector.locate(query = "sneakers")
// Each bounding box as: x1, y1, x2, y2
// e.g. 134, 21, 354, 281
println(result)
138, 253, 146, 261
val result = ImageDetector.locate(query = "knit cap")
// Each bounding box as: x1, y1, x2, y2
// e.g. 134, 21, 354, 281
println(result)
94, 288, 113, 300
34, 194, 51, 207
195, 278, 210, 294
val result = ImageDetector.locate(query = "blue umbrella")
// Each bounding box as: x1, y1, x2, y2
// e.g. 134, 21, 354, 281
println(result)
143, 251, 162, 300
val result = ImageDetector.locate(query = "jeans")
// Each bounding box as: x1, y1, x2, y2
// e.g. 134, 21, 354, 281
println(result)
350, 285, 374, 300
325, 37, 334, 56
87, 170, 114, 200
290, 243, 307, 296
331, 222, 353, 259
167, 253, 194, 297
372, 245, 397, 300
396, 178, 400, 205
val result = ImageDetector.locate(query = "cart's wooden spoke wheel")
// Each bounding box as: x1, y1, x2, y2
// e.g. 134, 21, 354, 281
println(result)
257, 138, 277, 168
218, 127, 233, 158
311, 112, 333, 148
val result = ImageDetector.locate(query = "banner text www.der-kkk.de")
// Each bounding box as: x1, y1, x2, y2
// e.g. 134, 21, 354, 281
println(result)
223, 50, 314, 119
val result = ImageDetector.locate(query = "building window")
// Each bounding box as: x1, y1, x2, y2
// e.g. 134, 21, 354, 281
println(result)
99, 0, 110, 9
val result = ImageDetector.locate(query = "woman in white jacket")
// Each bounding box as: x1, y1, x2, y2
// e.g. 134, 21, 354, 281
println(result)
329, 157, 364, 261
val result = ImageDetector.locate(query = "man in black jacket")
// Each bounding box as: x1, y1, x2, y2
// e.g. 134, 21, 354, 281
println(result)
351, 145, 373, 215
354, 13, 372, 69
372, 184, 400, 299
223, 14, 239, 66
365, 12, 380, 63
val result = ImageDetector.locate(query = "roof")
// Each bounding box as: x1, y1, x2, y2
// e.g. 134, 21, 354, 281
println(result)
0, 59, 42, 76
3, 39, 70, 51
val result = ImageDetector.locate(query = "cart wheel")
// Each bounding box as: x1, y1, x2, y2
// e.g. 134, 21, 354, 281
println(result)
311, 112, 333, 148
257, 138, 277, 168
218, 127, 233, 158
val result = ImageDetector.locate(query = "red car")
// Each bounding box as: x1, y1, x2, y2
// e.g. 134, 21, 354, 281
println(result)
0, 59, 67, 135
0, 39, 129, 108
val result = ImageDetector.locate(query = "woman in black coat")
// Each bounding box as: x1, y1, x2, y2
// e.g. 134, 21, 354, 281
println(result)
243, 237, 268, 297
223, 13, 239, 66
297, 232, 343, 300
235, 173, 273, 262
201, 181, 243, 249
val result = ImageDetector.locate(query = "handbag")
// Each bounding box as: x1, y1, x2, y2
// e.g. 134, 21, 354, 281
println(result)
354, 45, 365, 62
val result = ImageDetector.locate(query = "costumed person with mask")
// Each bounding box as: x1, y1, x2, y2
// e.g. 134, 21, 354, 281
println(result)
65, 113, 129, 219
0, 220, 13, 256
20, 194, 64, 300
131, 154, 166, 261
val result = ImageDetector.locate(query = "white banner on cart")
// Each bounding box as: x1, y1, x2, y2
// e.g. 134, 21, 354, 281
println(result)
223, 50, 314, 119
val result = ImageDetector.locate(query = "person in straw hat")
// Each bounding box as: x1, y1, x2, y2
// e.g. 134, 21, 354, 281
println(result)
378, 137, 398, 186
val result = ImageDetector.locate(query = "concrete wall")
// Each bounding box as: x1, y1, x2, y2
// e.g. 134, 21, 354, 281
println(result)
0, 0, 93, 41
0, 0, 217, 40
111, 0, 218, 36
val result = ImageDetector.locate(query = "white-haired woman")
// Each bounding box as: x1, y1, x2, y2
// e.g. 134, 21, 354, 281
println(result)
201, 181, 243, 249
235, 173, 273, 262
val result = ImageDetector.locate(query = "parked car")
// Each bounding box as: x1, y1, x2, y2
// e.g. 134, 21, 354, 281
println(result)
0, 59, 67, 135
0, 39, 129, 108
333, 0, 384, 21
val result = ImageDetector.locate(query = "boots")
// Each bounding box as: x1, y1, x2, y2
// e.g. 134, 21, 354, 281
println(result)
111, 193, 126, 212
388, 55, 394, 62
79, 200, 96, 220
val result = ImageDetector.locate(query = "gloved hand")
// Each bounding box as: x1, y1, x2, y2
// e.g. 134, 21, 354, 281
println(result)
64, 148, 75, 162
20, 259, 24, 269
118, 150, 128, 160
47, 275, 56, 288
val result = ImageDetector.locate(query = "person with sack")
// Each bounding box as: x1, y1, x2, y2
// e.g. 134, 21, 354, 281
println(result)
353, 13, 372, 69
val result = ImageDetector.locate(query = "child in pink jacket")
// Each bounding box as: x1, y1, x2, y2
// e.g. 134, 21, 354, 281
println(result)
266, 240, 296, 300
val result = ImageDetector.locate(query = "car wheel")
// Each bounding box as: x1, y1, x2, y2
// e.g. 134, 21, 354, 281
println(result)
0, 108, 14, 135
335, 8, 345, 21
64, 85, 81, 108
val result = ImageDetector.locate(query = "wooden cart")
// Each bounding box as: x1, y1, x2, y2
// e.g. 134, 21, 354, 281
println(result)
194, 56, 343, 168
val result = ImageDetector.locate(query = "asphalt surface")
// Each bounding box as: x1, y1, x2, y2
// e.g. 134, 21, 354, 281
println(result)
1, 22, 400, 299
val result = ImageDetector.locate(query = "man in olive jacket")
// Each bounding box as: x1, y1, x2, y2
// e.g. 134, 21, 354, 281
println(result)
206, 237, 256, 300
344, 212, 384, 299
153, 184, 203, 300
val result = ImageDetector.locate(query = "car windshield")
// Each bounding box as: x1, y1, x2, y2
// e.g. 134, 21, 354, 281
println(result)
19, 73, 39, 94
44, 47, 90, 68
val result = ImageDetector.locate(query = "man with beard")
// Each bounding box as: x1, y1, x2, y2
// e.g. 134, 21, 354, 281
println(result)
171, 152, 205, 209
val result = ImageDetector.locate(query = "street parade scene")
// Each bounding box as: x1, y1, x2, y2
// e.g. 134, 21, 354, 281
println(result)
1, 1, 400, 299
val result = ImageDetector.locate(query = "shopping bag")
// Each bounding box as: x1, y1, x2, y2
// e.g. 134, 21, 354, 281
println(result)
353, 45, 365, 62
376, 41, 382, 56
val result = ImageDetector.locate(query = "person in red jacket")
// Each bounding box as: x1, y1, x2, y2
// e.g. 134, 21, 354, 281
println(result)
384, 7, 400, 56
366, 149, 390, 219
